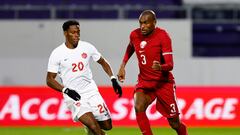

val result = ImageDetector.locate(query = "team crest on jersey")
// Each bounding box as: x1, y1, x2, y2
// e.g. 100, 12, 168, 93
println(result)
81, 53, 87, 59
140, 41, 147, 48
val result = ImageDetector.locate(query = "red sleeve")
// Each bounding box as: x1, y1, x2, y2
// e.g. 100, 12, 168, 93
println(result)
161, 54, 173, 71
122, 42, 135, 63
160, 30, 173, 71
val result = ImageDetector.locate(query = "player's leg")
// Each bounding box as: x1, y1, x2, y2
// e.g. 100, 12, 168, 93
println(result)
134, 90, 155, 135
84, 125, 94, 135
98, 119, 112, 130
88, 92, 112, 132
63, 92, 106, 135
167, 117, 188, 135
155, 81, 188, 135
78, 112, 106, 135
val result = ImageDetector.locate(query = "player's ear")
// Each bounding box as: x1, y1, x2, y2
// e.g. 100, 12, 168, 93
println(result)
153, 20, 156, 26
64, 31, 67, 36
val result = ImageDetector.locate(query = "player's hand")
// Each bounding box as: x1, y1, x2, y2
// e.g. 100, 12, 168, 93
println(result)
63, 88, 81, 101
117, 66, 125, 83
152, 60, 161, 71
111, 77, 122, 98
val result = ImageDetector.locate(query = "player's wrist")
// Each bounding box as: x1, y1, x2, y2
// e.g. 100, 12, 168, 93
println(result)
110, 76, 116, 80
62, 87, 67, 93
120, 63, 126, 68
159, 64, 163, 71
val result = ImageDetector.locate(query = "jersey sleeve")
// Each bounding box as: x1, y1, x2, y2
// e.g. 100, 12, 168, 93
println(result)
122, 33, 135, 63
47, 50, 59, 73
161, 30, 172, 54
89, 44, 101, 62
122, 42, 135, 63
160, 30, 174, 71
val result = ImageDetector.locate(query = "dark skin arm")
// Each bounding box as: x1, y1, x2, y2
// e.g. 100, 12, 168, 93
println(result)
47, 72, 81, 101
98, 56, 122, 97
46, 72, 64, 92
97, 56, 114, 77
117, 42, 135, 83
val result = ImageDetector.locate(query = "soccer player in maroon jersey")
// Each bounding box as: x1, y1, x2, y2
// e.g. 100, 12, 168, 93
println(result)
117, 10, 188, 135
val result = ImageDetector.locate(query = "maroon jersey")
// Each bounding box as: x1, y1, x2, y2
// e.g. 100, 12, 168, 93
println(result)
123, 27, 174, 81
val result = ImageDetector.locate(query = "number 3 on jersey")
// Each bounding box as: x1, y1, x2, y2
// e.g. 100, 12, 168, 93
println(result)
140, 54, 147, 65
72, 62, 84, 72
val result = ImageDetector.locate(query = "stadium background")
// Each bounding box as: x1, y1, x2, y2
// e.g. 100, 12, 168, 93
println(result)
0, 0, 240, 134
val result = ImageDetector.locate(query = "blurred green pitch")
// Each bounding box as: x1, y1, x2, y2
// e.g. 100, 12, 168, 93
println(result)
1, 127, 239, 135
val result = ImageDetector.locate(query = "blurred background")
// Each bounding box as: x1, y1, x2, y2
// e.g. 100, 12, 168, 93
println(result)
0, 0, 240, 132
0, 0, 240, 86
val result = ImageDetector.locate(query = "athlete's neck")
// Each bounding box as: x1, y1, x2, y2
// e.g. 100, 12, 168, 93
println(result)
65, 42, 77, 49
143, 28, 156, 37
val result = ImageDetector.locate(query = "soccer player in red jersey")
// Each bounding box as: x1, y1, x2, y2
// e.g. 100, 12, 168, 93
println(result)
117, 10, 188, 135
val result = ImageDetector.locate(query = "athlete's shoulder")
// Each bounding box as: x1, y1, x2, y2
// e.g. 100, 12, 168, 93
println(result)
155, 27, 167, 34
156, 27, 170, 36
79, 40, 94, 47
51, 43, 65, 54
130, 28, 141, 38
79, 40, 97, 50
48, 43, 65, 60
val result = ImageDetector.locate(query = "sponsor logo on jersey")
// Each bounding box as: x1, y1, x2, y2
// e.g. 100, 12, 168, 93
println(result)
104, 112, 110, 117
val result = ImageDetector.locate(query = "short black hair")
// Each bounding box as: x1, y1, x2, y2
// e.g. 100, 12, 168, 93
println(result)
140, 10, 156, 21
62, 20, 79, 31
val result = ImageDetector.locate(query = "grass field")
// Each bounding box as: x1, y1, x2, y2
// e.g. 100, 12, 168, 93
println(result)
1, 127, 239, 135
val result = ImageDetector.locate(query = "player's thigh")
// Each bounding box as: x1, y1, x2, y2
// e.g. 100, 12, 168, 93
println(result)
134, 89, 155, 112
78, 112, 100, 128
155, 82, 180, 117
63, 94, 92, 122
88, 93, 111, 121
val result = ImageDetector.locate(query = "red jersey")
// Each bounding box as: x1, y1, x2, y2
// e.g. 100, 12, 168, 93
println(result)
123, 27, 174, 81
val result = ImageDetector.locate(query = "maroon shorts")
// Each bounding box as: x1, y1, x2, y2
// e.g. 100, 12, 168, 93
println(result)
135, 79, 180, 118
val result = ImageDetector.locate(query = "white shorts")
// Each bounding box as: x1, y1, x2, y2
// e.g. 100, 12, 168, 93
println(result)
63, 88, 111, 122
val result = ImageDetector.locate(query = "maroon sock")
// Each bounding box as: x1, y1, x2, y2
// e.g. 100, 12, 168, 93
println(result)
177, 123, 188, 135
136, 112, 153, 135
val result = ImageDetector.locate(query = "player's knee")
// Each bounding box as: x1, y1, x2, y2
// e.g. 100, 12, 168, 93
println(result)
102, 124, 112, 130
134, 105, 142, 112
169, 121, 180, 130
103, 124, 112, 131
134, 103, 147, 112
99, 121, 112, 131
134, 95, 150, 112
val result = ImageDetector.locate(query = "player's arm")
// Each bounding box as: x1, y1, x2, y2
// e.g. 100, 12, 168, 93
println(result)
97, 57, 114, 78
46, 72, 63, 92
152, 31, 173, 71
46, 72, 81, 101
97, 57, 122, 97
117, 42, 135, 82
152, 54, 173, 71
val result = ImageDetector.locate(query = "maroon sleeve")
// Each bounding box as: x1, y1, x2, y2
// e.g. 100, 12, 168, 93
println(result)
161, 54, 173, 71
122, 42, 135, 63
160, 30, 174, 71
